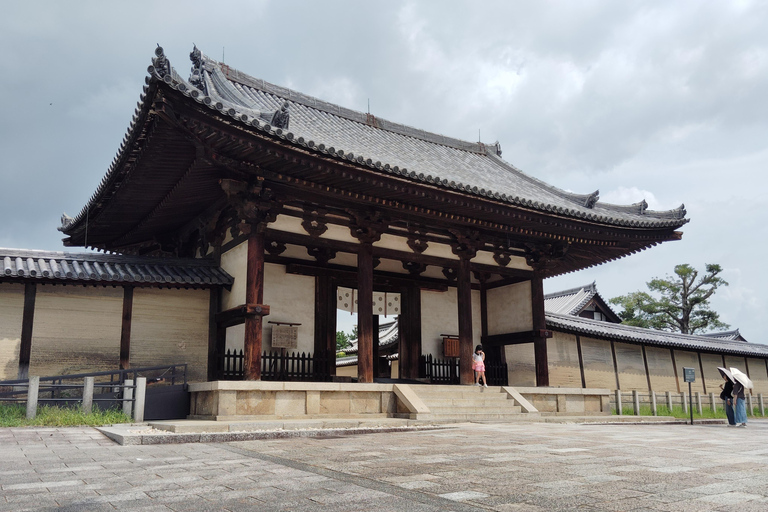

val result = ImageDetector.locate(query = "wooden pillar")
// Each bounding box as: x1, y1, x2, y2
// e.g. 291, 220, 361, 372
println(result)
119, 286, 134, 370
399, 285, 422, 379
372, 314, 380, 378
642, 344, 652, 393
18, 283, 36, 381
207, 287, 222, 381
576, 334, 586, 388
244, 230, 266, 380
457, 256, 474, 385
314, 275, 337, 377
357, 242, 374, 383
531, 274, 549, 387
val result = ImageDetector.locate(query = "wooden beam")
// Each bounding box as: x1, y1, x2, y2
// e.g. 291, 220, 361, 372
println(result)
284, 262, 449, 292
611, 341, 620, 391
357, 242, 374, 383
576, 334, 586, 389
482, 329, 553, 346
697, 352, 707, 394
17, 283, 36, 380
120, 286, 134, 370
457, 256, 474, 385
215, 303, 271, 328
531, 275, 549, 387
642, 344, 652, 393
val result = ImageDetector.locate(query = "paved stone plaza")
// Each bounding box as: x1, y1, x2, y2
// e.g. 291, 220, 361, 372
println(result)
1, 420, 767, 511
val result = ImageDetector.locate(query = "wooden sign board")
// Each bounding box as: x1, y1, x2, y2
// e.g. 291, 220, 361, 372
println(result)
443, 337, 460, 358
272, 325, 298, 349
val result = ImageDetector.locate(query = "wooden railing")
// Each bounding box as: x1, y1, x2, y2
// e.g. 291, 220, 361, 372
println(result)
420, 354, 508, 386
220, 350, 332, 382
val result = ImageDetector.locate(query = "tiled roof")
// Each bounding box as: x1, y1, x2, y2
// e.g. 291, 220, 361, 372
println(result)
546, 313, 768, 357
65, 45, 688, 233
344, 320, 399, 355
701, 329, 747, 342
0, 248, 232, 288
544, 282, 600, 316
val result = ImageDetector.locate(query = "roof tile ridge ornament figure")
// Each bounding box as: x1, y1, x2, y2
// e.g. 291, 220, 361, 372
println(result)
270, 102, 290, 130
584, 190, 599, 209
151, 45, 171, 78
189, 44, 206, 93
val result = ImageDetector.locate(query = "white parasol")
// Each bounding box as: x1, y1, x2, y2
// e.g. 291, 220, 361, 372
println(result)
730, 367, 754, 389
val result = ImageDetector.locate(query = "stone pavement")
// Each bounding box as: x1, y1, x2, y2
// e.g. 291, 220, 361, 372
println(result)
1, 420, 767, 511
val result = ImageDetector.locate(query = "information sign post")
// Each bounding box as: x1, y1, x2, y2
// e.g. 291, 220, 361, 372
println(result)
683, 367, 696, 425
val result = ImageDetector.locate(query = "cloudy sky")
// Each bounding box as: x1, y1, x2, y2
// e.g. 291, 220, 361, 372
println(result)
2, 1, 767, 339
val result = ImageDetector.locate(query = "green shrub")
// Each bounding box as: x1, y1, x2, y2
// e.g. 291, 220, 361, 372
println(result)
0, 404, 132, 427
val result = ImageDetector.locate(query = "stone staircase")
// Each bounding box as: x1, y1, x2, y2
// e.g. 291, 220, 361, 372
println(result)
408, 384, 525, 421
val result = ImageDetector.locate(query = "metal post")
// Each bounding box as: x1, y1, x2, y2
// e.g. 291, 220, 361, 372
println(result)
695, 392, 702, 415
82, 377, 94, 414
123, 379, 133, 418
615, 389, 622, 415
632, 390, 640, 416
26, 376, 39, 420
134, 377, 146, 423
709, 392, 716, 413
651, 391, 657, 416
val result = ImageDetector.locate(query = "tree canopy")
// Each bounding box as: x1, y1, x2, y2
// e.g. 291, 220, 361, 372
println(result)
609, 263, 729, 335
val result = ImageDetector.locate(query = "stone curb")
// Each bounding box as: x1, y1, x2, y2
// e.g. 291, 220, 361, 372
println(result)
96, 424, 450, 446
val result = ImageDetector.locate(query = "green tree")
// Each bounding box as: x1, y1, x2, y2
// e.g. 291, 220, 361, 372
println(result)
336, 331, 351, 352
609, 263, 729, 335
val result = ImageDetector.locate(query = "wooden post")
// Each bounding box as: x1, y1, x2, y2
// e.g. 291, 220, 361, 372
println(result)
457, 255, 474, 385
632, 390, 640, 415
695, 392, 702, 415
18, 283, 36, 380
207, 287, 222, 381
244, 230, 266, 380
313, 275, 336, 378
398, 285, 422, 379
681, 392, 688, 414
120, 286, 133, 370
82, 377, 94, 414
666, 391, 673, 413
26, 376, 39, 420
357, 242, 374, 383
372, 314, 380, 378
531, 274, 549, 387
651, 391, 657, 416
576, 335, 586, 388
759, 394, 765, 417
615, 389, 622, 415
641, 345, 652, 393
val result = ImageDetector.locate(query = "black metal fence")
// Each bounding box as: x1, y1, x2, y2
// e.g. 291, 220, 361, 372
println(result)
420, 355, 509, 386
220, 350, 332, 382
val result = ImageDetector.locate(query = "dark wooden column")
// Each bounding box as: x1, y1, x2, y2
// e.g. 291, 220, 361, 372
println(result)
531, 273, 549, 386
457, 255, 474, 385
244, 229, 267, 381
119, 286, 134, 370
372, 313, 380, 378
399, 285, 422, 379
207, 287, 222, 381
314, 275, 337, 377
357, 242, 374, 383
18, 283, 36, 380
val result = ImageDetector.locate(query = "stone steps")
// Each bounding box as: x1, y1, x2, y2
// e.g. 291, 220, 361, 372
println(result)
409, 384, 523, 421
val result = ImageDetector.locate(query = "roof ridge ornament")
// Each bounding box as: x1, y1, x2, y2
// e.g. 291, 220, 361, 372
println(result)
151, 45, 171, 78
270, 102, 290, 129
189, 44, 206, 93
584, 190, 599, 209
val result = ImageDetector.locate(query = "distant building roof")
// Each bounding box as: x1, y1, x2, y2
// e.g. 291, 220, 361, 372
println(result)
0, 248, 232, 288
546, 313, 766, 358
544, 282, 621, 322
343, 320, 399, 355
701, 329, 747, 342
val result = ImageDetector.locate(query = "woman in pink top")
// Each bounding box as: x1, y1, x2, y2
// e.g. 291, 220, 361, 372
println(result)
472, 345, 487, 387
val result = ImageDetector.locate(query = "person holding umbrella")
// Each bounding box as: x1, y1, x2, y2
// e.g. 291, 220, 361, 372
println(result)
730, 367, 753, 428
717, 367, 736, 426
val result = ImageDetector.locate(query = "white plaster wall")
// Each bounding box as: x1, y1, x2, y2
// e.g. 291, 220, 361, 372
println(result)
472, 289, 482, 349
220, 241, 247, 310
421, 289, 458, 357
262, 263, 315, 352
421, 241, 459, 261
486, 281, 532, 335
